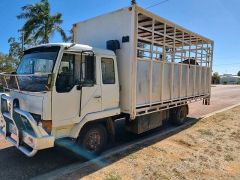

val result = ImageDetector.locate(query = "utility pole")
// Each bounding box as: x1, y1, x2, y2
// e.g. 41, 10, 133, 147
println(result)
131, 0, 137, 5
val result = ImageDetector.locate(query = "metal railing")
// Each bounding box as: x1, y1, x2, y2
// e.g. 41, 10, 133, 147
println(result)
0, 73, 52, 92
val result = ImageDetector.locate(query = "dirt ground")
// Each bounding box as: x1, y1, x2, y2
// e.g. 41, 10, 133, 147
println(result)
65, 106, 240, 180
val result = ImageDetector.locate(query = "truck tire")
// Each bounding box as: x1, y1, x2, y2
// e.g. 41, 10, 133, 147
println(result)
77, 123, 107, 156
171, 105, 188, 125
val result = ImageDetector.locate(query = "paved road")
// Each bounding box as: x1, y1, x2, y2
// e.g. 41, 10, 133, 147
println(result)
189, 85, 240, 118
0, 85, 240, 179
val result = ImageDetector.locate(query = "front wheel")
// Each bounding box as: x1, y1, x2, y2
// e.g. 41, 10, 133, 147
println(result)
77, 124, 108, 156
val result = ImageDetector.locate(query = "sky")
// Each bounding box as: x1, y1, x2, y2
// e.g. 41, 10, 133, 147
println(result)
0, 0, 240, 75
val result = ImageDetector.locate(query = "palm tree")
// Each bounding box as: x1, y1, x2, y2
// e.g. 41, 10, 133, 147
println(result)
17, 0, 67, 44
131, 0, 137, 5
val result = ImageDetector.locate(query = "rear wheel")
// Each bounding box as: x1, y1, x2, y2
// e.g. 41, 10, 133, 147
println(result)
77, 123, 107, 156
171, 105, 188, 125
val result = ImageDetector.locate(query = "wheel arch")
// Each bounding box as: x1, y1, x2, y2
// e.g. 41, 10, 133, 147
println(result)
78, 117, 115, 139
69, 109, 119, 139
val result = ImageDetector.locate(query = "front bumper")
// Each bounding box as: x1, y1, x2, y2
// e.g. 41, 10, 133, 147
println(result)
0, 93, 54, 157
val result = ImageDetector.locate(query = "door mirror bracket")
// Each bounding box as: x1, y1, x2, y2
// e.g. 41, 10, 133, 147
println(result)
76, 84, 82, 90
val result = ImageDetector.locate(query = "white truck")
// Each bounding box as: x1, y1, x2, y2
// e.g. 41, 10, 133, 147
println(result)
0, 5, 213, 157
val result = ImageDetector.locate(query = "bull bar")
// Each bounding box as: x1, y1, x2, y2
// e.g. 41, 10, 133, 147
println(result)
0, 93, 54, 157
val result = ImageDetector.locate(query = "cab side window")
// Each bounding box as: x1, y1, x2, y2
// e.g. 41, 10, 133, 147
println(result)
80, 55, 96, 86
101, 58, 115, 84
56, 54, 75, 92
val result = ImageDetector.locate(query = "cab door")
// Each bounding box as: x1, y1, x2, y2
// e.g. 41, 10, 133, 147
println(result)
52, 52, 101, 125
79, 54, 102, 116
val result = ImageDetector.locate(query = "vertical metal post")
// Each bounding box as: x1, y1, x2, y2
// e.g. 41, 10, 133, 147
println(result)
200, 40, 203, 66
160, 23, 166, 102
186, 33, 191, 97
149, 18, 154, 106
193, 38, 198, 96
203, 43, 207, 94
3, 76, 8, 89
15, 75, 20, 91
206, 43, 209, 93
180, 31, 184, 97
209, 42, 214, 96
179, 60, 182, 99
170, 26, 176, 100
200, 40, 204, 94
132, 7, 138, 119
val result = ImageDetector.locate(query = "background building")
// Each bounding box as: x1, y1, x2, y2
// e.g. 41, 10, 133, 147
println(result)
220, 74, 240, 84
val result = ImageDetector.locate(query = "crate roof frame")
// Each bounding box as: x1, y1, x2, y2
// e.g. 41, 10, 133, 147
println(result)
135, 5, 214, 46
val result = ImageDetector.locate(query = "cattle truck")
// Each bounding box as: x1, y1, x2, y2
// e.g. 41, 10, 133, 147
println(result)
0, 5, 213, 157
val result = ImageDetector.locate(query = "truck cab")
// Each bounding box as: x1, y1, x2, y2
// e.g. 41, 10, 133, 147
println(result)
0, 43, 120, 157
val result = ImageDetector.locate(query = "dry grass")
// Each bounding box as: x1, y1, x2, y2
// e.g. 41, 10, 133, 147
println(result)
66, 106, 240, 180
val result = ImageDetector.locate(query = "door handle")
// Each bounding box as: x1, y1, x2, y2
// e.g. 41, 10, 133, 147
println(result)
94, 95, 101, 98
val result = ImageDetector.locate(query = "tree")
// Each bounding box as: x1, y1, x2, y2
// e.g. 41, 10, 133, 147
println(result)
131, 0, 137, 5
0, 53, 18, 73
17, 0, 68, 44
237, 71, 240, 76
8, 37, 23, 60
212, 72, 220, 84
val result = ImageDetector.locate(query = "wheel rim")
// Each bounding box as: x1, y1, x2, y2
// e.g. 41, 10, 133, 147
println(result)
84, 130, 101, 152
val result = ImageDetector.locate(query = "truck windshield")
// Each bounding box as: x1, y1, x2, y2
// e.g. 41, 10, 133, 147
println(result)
17, 46, 60, 74
0, 46, 60, 92
17, 52, 56, 74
